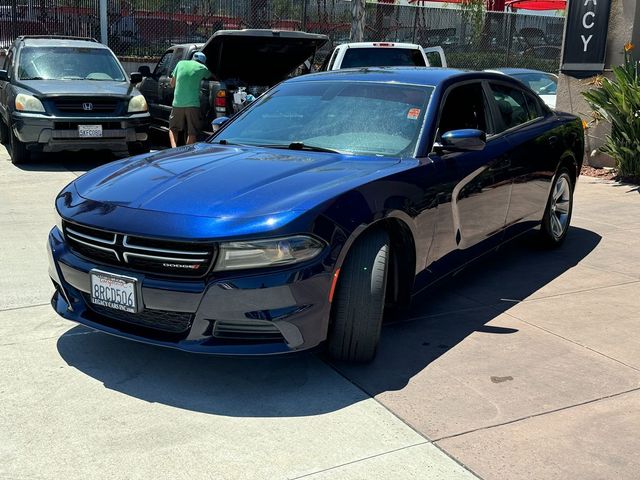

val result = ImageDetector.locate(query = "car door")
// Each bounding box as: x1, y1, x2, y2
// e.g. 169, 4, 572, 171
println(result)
486, 81, 558, 237
138, 49, 173, 127
427, 80, 513, 272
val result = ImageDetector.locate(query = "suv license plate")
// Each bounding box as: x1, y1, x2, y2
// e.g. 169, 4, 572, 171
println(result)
90, 270, 138, 313
78, 125, 103, 138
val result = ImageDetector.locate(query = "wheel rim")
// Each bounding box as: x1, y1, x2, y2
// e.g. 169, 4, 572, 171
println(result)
550, 175, 571, 240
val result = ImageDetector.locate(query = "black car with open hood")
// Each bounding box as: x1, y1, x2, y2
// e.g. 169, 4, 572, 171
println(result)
137, 29, 328, 135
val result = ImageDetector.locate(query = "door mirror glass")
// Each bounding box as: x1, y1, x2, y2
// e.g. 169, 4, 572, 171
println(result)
0, 69, 8, 82
129, 72, 142, 84
437, 129, 486, 152
137, 66, 151, 77
211, 116, 230, 132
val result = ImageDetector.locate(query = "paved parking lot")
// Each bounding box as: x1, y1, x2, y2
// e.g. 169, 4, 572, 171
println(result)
1, 147, 639, 479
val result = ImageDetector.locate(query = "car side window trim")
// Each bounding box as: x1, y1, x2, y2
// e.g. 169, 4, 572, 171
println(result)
485, 80, 545, 138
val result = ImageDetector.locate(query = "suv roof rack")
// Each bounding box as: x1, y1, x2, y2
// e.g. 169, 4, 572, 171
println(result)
16, 35, 99, 43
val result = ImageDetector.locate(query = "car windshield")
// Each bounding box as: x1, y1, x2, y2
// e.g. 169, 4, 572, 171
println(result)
18, 47, 126, 81
341, 48, 426, 68
513, 72, 557, 96
214, 81, 434, 158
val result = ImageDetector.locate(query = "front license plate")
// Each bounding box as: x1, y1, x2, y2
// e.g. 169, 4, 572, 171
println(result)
90, 270, 138, 313
78, 125, 103, 138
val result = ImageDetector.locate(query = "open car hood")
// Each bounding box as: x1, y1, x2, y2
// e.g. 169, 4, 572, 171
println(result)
201, 29, 328, 86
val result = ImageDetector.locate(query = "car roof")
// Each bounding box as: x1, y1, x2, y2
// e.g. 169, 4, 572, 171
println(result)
338, 42, 422, 50
288, 67, 507, 87
18, 37, 107, 49
485, 68, 556, 76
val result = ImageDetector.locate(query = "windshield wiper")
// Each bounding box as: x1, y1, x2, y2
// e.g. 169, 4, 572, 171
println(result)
21, 76, 45, 80
262, 142, 344, 154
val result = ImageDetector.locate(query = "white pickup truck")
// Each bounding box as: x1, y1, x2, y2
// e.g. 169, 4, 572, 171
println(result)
320, 42, 447, 71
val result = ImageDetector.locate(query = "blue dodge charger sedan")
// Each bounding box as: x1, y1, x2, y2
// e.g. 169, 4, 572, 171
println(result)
48, 68, 583, 362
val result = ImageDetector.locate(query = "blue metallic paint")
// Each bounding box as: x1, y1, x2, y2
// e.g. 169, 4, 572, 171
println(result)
49, 68, 584, 355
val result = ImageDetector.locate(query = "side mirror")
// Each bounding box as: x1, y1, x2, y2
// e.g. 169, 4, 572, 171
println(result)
137, 66, 151, 77
211, 116, 230, 133
0, 70, 8, 82
435, 129, 486, 153
129, 72, 143, 84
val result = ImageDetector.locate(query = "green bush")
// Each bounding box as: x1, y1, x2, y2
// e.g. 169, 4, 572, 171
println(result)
583, 45, 640, 177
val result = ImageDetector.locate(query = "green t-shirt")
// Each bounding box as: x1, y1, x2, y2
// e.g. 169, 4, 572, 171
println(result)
171, 60, 211, 108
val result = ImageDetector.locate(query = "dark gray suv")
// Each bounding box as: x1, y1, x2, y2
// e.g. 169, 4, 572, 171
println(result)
0, 36, 150, 164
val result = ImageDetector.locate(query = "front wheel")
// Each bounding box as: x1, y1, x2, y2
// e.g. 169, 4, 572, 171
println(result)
9, 128, 30, 165
327, 229, 390, 363
540, 169, 573, 247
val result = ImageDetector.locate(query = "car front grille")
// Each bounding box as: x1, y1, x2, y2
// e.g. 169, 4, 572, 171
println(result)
83, 294, 193, 333
54, 97, 121, 114
63, 221, 217, 278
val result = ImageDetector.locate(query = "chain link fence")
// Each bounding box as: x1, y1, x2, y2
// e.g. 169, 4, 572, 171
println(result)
0, 0, 565, 72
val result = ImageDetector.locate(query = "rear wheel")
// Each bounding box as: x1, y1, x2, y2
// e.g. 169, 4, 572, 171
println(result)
540, 169, 573, 247
327, 229, 390, 363
9, 128, 30, 165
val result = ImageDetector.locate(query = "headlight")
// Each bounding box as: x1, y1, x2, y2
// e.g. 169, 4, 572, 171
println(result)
215, 235, 325, 271
128, 94, 148, 113
15, 93, 45, 113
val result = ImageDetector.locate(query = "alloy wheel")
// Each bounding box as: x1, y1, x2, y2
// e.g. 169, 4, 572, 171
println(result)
549, 175, 571, 240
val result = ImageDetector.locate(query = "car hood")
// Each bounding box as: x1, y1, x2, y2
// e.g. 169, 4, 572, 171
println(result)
201, 29, 328, 85
16, 80, 139, 97
74, 143, 403, 216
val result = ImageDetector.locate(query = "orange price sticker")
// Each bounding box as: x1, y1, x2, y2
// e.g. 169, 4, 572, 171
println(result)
407, 108, 421, 120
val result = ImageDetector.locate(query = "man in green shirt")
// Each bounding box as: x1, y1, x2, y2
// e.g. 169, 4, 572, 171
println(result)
168, 51, 211, 147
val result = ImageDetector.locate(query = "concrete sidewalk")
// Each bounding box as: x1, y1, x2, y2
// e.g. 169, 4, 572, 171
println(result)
1, 148, 638, 479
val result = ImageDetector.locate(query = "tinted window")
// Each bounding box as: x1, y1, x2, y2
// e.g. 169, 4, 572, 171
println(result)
524, 92, 544, 118
438, 82, 487, 135
18, 47, 125, 81
512, 72, 557, 96
215, 81, 434, 157
425, 51, 442, 67
489, 83, 532, 131
154, 51, 173, 77
341, 48, 426, 68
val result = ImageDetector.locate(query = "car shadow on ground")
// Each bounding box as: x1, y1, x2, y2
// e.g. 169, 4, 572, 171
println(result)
56, 226, 601, 417
7, 149, 120, 173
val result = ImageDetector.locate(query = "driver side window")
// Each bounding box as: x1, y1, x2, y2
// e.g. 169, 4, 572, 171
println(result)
437, 82, 488, 137
153, 51, 173, 78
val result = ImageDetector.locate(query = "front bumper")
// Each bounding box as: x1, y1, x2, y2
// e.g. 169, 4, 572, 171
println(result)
48, 227, 333, 355
12, 111, 150, 152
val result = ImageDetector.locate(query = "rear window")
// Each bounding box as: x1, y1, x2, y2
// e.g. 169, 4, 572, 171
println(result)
341, 47, 426, 69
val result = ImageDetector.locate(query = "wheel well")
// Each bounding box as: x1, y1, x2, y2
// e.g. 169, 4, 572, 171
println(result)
559, 154, 578, 186
377, 218, 416, 309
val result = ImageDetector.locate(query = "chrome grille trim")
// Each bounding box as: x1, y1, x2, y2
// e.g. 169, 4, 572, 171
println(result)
66, 227, 117, 245
62, 221, 216, 277
123, 236, 209, 256
122, 252, 208, 263
66, 234, 120, 261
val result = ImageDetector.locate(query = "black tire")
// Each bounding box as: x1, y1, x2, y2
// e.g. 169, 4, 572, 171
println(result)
9, 128, 30, 165
0, 119, 9, 145
540, 168, 574, 247
327, 229, 390, 363
127, 140, 150, 156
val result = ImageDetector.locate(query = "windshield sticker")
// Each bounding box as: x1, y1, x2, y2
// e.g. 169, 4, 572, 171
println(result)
407, 108, 421, 120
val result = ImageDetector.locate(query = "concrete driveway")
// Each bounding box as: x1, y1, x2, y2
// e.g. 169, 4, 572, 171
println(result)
1, 148, 638, 480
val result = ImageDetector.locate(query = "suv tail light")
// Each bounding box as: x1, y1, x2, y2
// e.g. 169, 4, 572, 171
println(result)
215, 90, 227, 113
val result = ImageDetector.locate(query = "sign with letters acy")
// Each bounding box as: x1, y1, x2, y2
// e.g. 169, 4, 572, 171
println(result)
561, 0, 612, 76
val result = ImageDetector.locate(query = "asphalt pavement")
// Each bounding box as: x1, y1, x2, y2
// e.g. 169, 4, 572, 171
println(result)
1, 147, 639, 480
